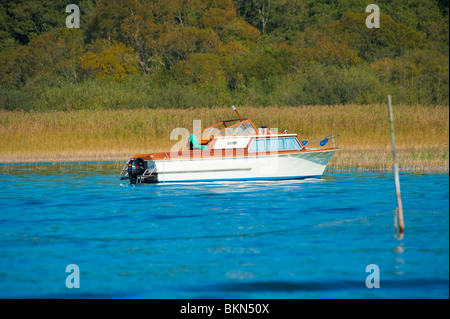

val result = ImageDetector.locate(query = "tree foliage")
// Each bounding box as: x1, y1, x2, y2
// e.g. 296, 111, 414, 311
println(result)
0, 0, 448, 108
80, 39, 138, 81
0, 27, 84, 86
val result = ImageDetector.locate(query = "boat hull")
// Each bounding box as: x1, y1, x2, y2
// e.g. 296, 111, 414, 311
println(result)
145, 149, 337, 183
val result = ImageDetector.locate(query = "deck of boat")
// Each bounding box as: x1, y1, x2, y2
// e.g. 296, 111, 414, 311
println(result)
133, 147, 339, 161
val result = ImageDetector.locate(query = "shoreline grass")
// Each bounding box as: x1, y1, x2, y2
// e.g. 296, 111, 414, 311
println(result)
0, 105, 448, 172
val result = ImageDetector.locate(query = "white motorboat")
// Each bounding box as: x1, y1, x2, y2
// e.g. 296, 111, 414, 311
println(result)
120, 106, 340, 184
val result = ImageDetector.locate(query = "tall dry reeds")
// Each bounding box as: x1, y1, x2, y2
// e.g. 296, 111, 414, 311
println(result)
0, 105, 448, 171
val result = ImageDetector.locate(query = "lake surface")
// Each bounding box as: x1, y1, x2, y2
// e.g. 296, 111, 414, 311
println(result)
0, 162, 448, 299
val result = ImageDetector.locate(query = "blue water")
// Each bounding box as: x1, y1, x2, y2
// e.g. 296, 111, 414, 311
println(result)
0, 163, 448, 299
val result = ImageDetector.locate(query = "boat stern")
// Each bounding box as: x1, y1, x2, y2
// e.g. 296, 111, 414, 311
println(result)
120, 158, 158, 184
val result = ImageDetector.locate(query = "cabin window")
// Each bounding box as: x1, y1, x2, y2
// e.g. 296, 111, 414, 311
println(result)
248, 137, 302, 152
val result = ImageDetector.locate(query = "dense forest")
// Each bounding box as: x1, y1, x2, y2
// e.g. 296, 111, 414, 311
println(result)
0, 0, 448, 110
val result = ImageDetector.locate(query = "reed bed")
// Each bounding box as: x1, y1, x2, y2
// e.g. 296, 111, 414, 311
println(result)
0, 105, 448, 172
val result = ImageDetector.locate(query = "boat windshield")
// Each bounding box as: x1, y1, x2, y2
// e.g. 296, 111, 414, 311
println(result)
201, 119, 257, 136
219, 120, 257, 135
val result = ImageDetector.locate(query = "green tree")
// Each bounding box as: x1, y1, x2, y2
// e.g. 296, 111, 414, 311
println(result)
170, 53, 229, 87
1, 0, 75, 44
390, 50, 449, 105
330, 12, 426, 60
300, 35, 361, 66
79, 39, 139, 81
86, 0, 251, 72
0, 27, 85, 87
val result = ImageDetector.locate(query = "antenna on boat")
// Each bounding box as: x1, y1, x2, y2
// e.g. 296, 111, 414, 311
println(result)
232, 105, 243, 119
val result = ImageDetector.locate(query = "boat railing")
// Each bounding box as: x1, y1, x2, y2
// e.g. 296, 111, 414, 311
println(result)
119, 159, 130, 180
302, 134, 340, 150
120, 161, 157, 183
137, 167, 157, 184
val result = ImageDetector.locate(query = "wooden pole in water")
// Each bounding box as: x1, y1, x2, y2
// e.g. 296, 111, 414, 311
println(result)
387, 95, 404, 237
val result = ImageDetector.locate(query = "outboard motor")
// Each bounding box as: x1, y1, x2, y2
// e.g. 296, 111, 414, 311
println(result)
127, 158, 146, 184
